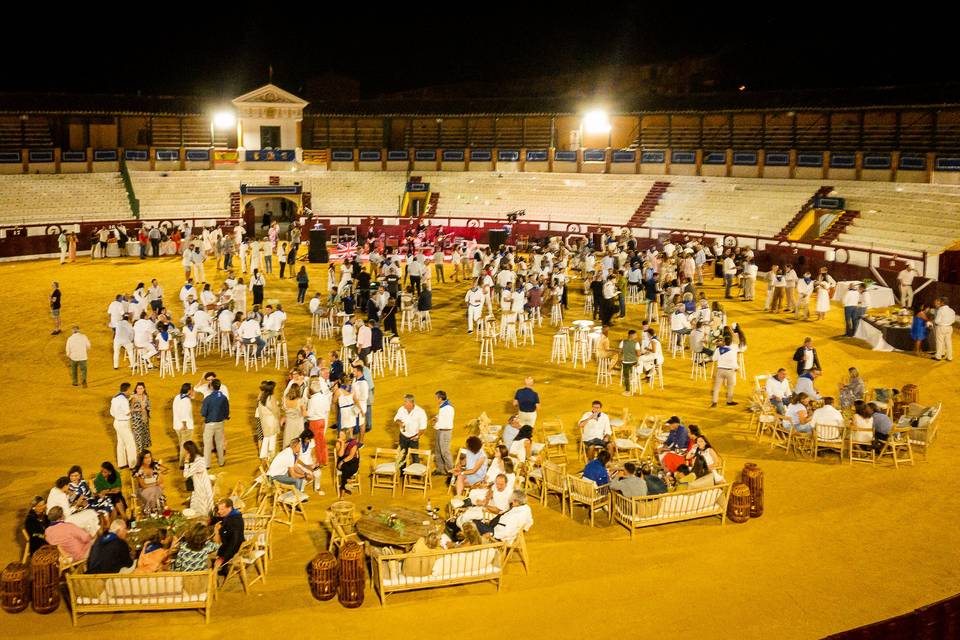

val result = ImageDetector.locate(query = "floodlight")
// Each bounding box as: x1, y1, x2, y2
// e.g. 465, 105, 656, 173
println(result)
213, 111, 236, 130
582, 110, 611, 134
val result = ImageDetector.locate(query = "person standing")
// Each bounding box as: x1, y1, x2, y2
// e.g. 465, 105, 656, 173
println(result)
710, 336, 739, 408
512, 376, 540, 427
65, 325, 90, 387
172, 383, 195, 463
795, 272, 814, 321
722, 251, 737, 299
200, 379, 230, 467
619, 330, 640, 396
296, 266, 309, 303
148, 225, 162, 257
148, 279, 164, 314
464, 281, 484, 333
250, 269, 266, 307
932, 298, 955, 362
431, 390, 455, 476
130, 382, 152, 452
792, 337, 821, 375
57, 230, 68, 265
393, 394, 428, 468
68, 232, 77, 262
110, 383, 137, 468
50, 282, 62, 335
898, 264, 919, 309
815, 269, 835, 321
843, 283, 866, 337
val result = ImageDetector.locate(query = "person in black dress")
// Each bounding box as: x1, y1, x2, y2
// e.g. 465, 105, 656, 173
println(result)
24, 496, 49, 556
381, 298, 398, 335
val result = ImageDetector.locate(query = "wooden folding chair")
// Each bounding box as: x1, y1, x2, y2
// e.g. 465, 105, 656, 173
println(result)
812, 421, 846, 463
370, 447, 402, 496
401, 448, 433, 496
848, 425, 876, 465
612, 425, 644, 462
541, 460, 569, 516
504, 530, 530, 574
242, 513, 274, 572
271, 483, 307, 531
21, 529, 30, 563
878, 426, 914, 468
541, 419, 569, 463
218, 538, 265, 594
567, 474, 611, 527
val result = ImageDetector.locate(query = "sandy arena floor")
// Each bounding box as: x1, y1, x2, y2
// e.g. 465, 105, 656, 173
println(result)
0, 255, 956, 638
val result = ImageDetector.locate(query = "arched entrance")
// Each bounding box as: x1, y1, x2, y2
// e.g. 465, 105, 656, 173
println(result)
239, 184, 304, 237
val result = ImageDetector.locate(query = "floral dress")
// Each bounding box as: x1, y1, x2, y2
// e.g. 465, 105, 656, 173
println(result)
130, 393, 152, 451
134, 466, 166, 517
68, 479, 113, 515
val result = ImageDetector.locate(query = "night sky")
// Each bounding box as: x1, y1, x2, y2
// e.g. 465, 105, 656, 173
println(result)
5, 6, 958, 99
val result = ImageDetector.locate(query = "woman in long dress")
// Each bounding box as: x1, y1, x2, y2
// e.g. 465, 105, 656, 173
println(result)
815, 271, 835, 320
68, 233, 77, 262
130, 381, 152, 451
133, 450, 166, 516
256, 381, 281, 459
181, 441, 213, 517
282, 383, 306, 447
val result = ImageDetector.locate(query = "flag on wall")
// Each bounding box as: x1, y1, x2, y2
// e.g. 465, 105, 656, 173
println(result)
214, 150, 239, 164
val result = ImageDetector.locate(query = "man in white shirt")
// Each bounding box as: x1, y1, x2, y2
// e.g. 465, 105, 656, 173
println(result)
194, 371, 230, 400
110, 382, 137, 468
783, 265, 798, 313
795, 272, 814, 321
742, 259, 758, 301
723, 253, 737, 299
932, 298, 955, 361
394, 394, 428, 467
464, 281, 485, 333
765, 368, 792, 414
356, 320, 372, 362
238, 313, 265, 358
578, 400, 614, 458
172, 383, 195, 463
897, 265, 919, 308
341, 318, 357, 361
710, 336, 739, 408
811, 396, 844, 428
178, 279, 196, 311
113, 314, 135, 370
267, 439, 311, 495
406, 256, 425, 296
431, 390, 455, 475
474, 491, 533, 544
107, 295, 126, 334
148, 279, 164, 313
65, 326, 91, 387
843, 283, 866, 337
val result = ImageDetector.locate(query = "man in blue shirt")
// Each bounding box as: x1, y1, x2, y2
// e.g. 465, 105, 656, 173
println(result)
512, 376, 540, 428
582, 450, 611, 486
659, 416, 689, 453
200, 379, 230, 467
869, 402, 893, 452
641, 465, 668, 495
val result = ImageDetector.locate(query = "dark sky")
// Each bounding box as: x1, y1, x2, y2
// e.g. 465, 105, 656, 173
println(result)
5, 5, 958, 99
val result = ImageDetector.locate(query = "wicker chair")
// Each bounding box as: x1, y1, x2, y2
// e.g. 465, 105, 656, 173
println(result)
878, 426, 914, 468
541, 461, 569, 516
566, 474, 611, 527
370, 448, 402, 496
812, 421, 846, 463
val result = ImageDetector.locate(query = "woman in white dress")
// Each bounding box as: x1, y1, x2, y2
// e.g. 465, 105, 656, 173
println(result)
256, 381, 281, 459
233, 278, 247, 314
815, 269, 836, 320
182, 441, 213, 517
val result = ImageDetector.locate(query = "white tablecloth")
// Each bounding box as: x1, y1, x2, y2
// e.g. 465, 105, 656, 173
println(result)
832, 281, 896, 309
853, 319, 897, 352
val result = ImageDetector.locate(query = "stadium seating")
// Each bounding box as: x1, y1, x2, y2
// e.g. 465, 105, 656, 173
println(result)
642, 175, 822, 237
834, 182, 960, 254
0, 173, 131, 225
131, 170, 255, 220
297, 171, 406, 217
423, 172, 658, 225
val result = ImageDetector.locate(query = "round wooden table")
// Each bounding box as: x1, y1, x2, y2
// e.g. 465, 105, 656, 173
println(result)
355, 507, 436, 547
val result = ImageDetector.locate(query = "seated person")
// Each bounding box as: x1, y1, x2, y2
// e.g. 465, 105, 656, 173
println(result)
610, 462, 647, 497
24, 496, 49, 556
172, 521, 218, 572
455, 473, 513, 527
46, 477, 100, 537
673, 464, 697, 487
689, 321, 713, 358
213, 498, 244, 575
784, 393, 814, 433
686, 434, 723, 481
640, 465, 668, 495
501, 414, 522, 450
453, 436, 488, 496
67, 465, 114, 517
658, 416, 690, 472
267, 438, 312, 496
132, 450, 167, 517
839, 367, 866, 409
582, 449, 611, 486
86, 519, 135, 574
335, 429, 360, 495
811, 396, 844, 427
578, 401, 614, 458
869, 402, 893, 451
93, 462, 127, 520
765, 368, 792, 414
508, 424, 534, 463
638, 328, 664, 378
44, 506, 94, 562
474, 490, 534, 544
794, 367, 822, 402
134, 530, 173, 573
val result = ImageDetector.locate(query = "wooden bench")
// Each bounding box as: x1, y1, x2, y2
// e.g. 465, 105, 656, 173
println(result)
66, 570, 214, 625
611, 482, 732, 539
369, 542, 505, 605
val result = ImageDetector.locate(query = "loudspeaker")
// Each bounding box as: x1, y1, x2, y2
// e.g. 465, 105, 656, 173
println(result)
488, 229, 507, 252
592, 232, 603, 249
309, 228, 328, 263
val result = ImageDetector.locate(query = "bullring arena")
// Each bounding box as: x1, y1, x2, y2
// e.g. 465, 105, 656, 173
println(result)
0, 82, 958, 640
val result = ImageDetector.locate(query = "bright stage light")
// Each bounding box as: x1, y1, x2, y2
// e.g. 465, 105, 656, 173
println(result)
213, 111, 236, 130
582, 110, 611, 134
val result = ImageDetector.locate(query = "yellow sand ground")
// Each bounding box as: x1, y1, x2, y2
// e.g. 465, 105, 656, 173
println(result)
0, 256, 957, 639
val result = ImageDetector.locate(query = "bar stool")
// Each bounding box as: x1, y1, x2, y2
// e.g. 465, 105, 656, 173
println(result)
519, 315, 535, 346
317, 316, 333, 340
387, 337, 402, 370
530, 306, 542, 327
393, 345, 409, 376
503, 320, 519, 348
657, 316, 670, 341
171, 339, 181, 371
417, 311, 432, 332
646, 300, 660, 323
219, 330, 233, 356
596, 357, 613, 386
626, 365, 643, 396
572, 333, 589, 368
550, 333, 568, 363
738, 350, 747, 380
311, 312, 321, 336
274, 340, 289, 370
132, 347, 149, 375
648, 363, 665, 390
159, 348, 175, 378
583, 296, 593, 314
550, 302, 563, 326
371, 349, 386, 377
483, 318, 499, 346
691, 351, 709, 381
479, 335, 495, 366
238, 342, 260, 372
182, 346, 197, 374
670, 331, 688, 359
474, 316, 486, 342
400, 307, 415, 333
560, 327, 572, 354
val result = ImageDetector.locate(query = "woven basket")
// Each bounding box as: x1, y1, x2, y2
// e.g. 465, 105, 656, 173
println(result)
309, 552, 338, 601
337, 542, 365, 608
741, 462, 764, 518
1, 562, 30, 613
726, 482, 751, 524
30, 545, 60, 614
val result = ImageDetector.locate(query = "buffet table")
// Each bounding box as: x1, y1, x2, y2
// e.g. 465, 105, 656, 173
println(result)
832, 281, 896, 309
854, 316, 931, 352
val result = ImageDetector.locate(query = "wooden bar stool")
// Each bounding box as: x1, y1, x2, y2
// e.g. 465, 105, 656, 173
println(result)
596, 357, 613, 386
550, 302, 563, 326
550, 333, 568, 363
479, 336, 495, 365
